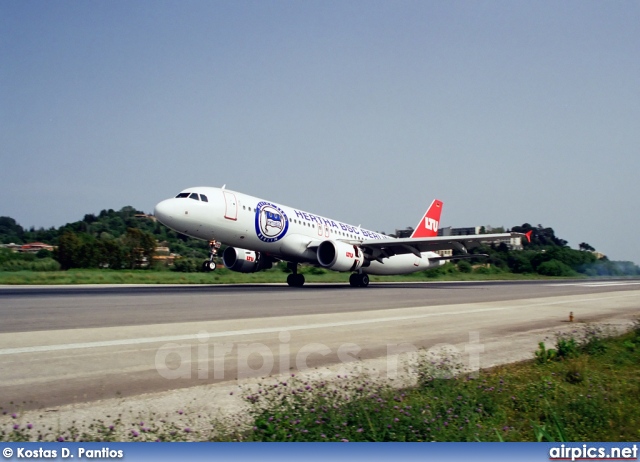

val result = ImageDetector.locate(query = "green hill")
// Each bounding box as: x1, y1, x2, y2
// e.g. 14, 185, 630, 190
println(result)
1, 212, 638, 276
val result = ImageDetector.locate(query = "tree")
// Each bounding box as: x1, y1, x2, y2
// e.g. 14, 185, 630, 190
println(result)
97, 238, 126, 269
507, 252, 534, 273
0, 216, 25, 244
55, 232, 82, 270
121, 228, 156, 269
512, 223, 567, 248
579, 242, 595, 252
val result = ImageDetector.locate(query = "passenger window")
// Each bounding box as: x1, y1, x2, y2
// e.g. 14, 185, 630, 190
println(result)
189, 193, 199, 201
200, 194, 208, 202
175, 193, 190, 198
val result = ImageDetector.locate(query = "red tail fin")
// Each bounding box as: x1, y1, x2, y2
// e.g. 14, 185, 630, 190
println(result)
410, 199, 443, 238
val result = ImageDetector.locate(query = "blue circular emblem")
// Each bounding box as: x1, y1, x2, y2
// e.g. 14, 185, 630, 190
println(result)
255, 201, 289, 243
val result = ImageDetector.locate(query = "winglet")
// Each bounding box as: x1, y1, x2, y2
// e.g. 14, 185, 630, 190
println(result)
525, 230, 533, 243
410, 199, 443, 238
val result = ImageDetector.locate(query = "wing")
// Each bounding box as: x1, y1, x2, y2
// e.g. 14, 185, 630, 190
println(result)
353, 233, 526, 260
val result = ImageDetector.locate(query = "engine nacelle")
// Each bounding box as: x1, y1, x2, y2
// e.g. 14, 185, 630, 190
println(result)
317, 240, 364, 272
222, 247, 273, 273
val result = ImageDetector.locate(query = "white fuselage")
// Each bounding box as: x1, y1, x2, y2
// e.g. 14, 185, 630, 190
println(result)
154, 187, 444, 275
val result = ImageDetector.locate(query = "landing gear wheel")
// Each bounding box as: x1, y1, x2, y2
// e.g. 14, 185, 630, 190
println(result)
202, 261, 216, 272
350, 273, 369, 287
287, 273, 305, 287
203, 240, 220, 273
286, 262, 305, 287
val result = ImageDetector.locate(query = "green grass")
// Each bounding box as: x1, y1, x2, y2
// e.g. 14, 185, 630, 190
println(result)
0, 265, 563, 285
3, 323, 639, 442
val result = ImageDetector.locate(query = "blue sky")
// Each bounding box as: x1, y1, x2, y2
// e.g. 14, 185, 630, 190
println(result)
2, 1, 639, 263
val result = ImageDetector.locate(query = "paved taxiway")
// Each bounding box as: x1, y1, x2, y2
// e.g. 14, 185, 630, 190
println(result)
1, 280, 639, 412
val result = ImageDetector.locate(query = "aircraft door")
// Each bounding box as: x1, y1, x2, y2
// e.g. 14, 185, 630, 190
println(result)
318, 224, 331, 238
223, 191, 237, 221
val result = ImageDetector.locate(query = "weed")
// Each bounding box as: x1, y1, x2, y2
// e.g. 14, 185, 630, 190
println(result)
555, 335, 579, 360
580, 325, 610, 356
535, 342, 557, 364
532, 408, 566, 442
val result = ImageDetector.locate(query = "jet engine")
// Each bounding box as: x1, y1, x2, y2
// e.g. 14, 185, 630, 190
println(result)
317, 240, 364, 272
222, 247, 273, 273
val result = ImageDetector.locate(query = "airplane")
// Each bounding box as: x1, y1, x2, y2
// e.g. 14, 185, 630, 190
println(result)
154, 186, 530, 287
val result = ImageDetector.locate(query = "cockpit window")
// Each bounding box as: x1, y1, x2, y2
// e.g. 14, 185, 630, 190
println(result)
176, 192, 206, 201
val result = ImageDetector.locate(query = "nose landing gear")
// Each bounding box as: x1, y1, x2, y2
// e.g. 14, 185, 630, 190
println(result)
202, 240, 221, 272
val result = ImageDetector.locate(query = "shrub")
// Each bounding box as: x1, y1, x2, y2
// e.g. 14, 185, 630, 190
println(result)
580, 326, 608, 356
0, 258, 60, 272
305, 266, 327, 275
507, 253, 534, 273
535, 342, 557, 364
172, 258, 201, 273
537, 260, 574, 277
555, 335, 579, 360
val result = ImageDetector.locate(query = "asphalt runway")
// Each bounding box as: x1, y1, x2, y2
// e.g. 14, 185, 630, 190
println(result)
1, 279, 640, 412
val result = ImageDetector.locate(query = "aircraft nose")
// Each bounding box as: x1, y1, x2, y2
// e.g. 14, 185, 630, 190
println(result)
154, 199, 175, 225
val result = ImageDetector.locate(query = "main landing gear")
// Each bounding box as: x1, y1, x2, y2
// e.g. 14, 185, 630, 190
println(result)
284, 263, 369, 288
286, 262, 305, 287
349, 272, 370, 288
202, 240, 221, 272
